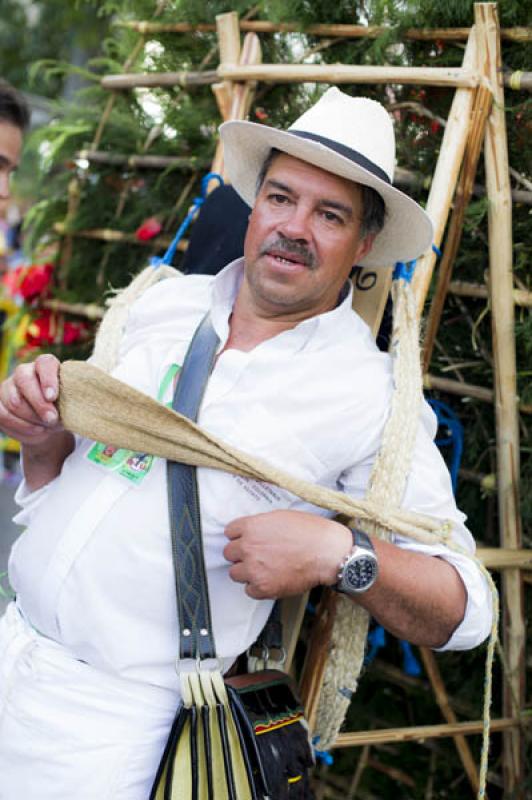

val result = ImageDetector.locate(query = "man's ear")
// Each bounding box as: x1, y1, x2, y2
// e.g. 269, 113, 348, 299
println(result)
353, 233, 377, 265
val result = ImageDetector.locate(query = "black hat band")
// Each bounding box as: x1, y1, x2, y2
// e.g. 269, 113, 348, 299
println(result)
289, 130, 391, 186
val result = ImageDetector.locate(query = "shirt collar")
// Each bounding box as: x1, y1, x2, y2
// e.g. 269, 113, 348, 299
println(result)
209, 257, 368, 352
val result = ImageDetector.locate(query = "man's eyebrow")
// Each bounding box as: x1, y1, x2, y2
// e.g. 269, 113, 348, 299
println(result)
317, 199, 354, 219
264, 178, 296, 195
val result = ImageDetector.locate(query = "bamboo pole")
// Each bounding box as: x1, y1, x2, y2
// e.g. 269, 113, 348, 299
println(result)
101, 70, 218, 90
393, 166, 532, 205
77, 150, 207, 171
475, 6, 524, 796
116, 20, 532, 43
211, 82, 233, 122
477, 548, 532, 570
217, 63, 479, 88
208, 13, 242, 187
423, 373, 532, 415
299, 590, 338, 729
460, 469, 497, 491
41, 299, 104, 320
211, 27, 262, 185
504, 71, 532, 92
76, 156, 532, 206
411, 30, 477, 315
419, 647, 481, 795
53, 223, 187, 251
422, 84, 493, 371
448, 281, 532, 307
57, 178, 81, 290
333, 717, 529, 748
214, 9, 241, 118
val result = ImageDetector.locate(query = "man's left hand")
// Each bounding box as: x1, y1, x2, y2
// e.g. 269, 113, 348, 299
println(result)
223, 510, 352, 599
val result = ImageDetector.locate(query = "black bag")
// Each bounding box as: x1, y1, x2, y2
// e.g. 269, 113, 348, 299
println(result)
226, 669, 315, 799
150, 314, 314, 800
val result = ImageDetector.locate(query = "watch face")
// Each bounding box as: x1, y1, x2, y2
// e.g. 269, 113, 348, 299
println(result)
345, 555, 378, 591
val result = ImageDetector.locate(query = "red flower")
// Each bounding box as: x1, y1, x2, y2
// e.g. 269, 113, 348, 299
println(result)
26, 312, 57, 346
3, 262, 54, 301
24, 312, 89, 347
430, 120, 441, 134
135, 217, 162, 242
62, 319, 89, 345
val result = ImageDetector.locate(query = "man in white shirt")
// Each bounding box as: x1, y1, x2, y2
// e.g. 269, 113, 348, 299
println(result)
0, 88, 492, 799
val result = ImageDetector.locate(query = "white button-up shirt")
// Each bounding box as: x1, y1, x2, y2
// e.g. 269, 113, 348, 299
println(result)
10, 259, 492, 691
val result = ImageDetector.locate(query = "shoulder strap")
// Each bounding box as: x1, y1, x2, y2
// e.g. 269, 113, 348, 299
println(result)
167, 312, 284, 665
167, 313, 220, 661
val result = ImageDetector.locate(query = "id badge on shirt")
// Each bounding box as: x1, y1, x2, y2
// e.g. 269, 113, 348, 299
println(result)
85, 363, 180, 485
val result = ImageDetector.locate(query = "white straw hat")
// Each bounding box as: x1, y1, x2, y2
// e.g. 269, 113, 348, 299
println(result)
220, 87, 433, 268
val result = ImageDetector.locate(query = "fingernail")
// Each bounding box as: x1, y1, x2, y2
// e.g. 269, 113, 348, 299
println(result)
45, 410, 58, 424
44, 388, 56, 400
10, 390, 20, 406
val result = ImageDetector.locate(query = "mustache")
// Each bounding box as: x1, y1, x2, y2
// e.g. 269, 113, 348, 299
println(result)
259, 236, 317, 269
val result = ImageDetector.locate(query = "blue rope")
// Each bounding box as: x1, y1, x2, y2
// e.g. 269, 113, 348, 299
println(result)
312, 736, 334, 765
392, 259, 416, 283
399, 640, 422, 677
427, 398, 464, 493
150, 172, 224, 268
393, 244, 441, 284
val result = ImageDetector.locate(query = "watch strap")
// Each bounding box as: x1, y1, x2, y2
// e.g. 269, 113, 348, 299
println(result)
348, 527, 374, 552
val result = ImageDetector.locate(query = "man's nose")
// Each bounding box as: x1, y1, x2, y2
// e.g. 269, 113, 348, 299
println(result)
276, 204, 311, 242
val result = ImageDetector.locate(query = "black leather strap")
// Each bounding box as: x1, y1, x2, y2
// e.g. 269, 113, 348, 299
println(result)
168, 311, 284, 663
168, 313, 220, 660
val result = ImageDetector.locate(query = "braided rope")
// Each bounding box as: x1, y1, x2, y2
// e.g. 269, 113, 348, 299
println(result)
91, 264, 179, 372
314, 275, 422, 749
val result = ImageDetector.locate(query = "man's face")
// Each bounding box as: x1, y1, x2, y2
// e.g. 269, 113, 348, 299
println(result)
0, 121, 23, 202
242, 152, 374, 319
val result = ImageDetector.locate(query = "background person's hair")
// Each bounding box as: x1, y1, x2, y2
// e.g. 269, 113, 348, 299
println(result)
256, 147, 385, 240
0, 80, 30, 132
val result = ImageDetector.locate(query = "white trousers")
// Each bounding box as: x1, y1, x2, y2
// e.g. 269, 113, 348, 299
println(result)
0, 603, 179, 800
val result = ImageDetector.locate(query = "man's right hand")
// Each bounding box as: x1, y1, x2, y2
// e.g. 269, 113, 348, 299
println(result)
0, 354, 76, 491
0, 354, 63, 445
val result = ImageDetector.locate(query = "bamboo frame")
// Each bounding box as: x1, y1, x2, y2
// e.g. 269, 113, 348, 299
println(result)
334, 717, 530, 749
422, 83, 493, 371
411, 30, 477, 315
217, 63, 479, 88
475, 7, 524, 795
116, 20, 532, 43
449, 280, 532, 308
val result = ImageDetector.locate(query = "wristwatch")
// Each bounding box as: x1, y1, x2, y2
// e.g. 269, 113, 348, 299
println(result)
335, 528, 378, 595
